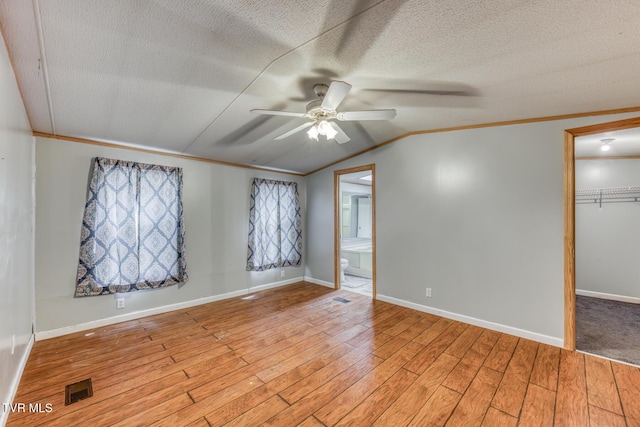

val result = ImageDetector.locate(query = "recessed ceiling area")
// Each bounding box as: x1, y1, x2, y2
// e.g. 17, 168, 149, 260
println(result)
1, 1, 640, 173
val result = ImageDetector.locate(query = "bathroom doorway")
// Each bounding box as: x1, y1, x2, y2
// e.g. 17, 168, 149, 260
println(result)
334, 164, 376, 298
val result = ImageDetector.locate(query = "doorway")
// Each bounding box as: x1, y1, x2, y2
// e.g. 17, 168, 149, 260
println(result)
564, 116, 640, 355
334, 164, 376, 298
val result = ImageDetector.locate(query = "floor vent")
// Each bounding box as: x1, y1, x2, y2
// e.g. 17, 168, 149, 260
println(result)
65, 378, 93, 405
333, 297, 351, 304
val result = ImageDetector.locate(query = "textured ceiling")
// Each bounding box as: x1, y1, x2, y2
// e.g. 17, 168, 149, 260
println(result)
2, 0, 640, 173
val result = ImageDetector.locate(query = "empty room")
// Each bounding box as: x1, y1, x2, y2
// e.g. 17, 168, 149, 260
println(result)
2, 1, 640, 426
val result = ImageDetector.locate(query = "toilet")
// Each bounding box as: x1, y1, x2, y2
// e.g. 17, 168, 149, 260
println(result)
340, 258, 349, 281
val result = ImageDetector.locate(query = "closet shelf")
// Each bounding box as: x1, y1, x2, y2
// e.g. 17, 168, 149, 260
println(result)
576, 186, 640, 206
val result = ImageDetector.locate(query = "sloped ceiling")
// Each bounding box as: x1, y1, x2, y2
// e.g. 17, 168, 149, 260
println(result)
1, 0, 640, 174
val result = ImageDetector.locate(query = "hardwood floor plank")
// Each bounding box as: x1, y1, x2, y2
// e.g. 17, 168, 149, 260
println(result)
611, 362, 640, 420
9, 283, 640, 427
239, 323, 329, 364
444, 367, 502, 427
217, 395, 289, 427
382, 313, 423, 336
445, 324, 484, 359
481, 407, 517, 427
184, 418, 211, 427
297, 415, 326, 426
279, 345, 374, 404
346, 328, 395, 352
555, 350, 589, 427
397, 317, 437, 341
371, 335, 409, 359
314, 341, 425, 426
183, 350, 246, 378
483, 334, 518, 373
18, 341, 166, 391
261, 354, 384, 426
442, 329, 500, 394
202, 344, 352, 426
412, 317, 454, 346
490, 338, 538, 417
373, 353, 460, 426
517, 383, 556, 427
334, 368, 418, 426
170, 339, 231, 363
408, 385, 462, 427
111, 393, 193, 427
584, 354, 623, 415
151, 376, 264, 426
255, 328, 366, 383
404, 322, 468, 375
588, 405, 626, 427
627, 416, 640, 427
529, 343, 560, 391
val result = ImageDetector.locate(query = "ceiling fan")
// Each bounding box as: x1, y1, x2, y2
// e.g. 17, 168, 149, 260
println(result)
250, 81, 396, 144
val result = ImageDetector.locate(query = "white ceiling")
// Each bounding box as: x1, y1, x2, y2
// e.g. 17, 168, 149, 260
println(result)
2, 0, 640, 174
575, 127, 640, 158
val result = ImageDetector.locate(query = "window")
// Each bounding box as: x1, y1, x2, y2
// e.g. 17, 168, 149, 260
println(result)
246, 178, 302, 271
75, 157, 187, 296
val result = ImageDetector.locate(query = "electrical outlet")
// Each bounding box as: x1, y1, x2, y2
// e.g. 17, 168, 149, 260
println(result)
11, 334, 15, 355
426, 288, 432, 298
280, 270, 285, 278
116, 298, 125, 309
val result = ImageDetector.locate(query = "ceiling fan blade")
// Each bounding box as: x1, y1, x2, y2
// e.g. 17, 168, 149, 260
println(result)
363, 88, 479, 96
321, 81, 352, 110
251, 109, 307, 118
274, 121, 314, 140
332, 123, 351, 145
337, 109, 396, 121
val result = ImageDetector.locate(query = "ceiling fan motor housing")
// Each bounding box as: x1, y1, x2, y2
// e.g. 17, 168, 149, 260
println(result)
305, 99, 335, 120
313, 83, 329, 98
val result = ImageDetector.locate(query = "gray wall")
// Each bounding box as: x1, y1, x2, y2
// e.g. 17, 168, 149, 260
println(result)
306, 113, 640, 343
0, 30, 35, 423
35, 136, 305, 333
576, 159, 640, 298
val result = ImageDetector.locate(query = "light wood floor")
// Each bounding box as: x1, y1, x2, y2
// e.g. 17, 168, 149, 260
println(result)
8, 282, 640, 426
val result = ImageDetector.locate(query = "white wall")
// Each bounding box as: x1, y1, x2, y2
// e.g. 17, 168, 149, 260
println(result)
306, 112, 640, 345
0, 32, 35, 425
35, 137, 305, 335
575, 159, 640, 299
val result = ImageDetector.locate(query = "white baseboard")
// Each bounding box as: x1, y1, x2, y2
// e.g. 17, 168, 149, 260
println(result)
576, 289, 640, 304
376, 293, 563, 348
303, 276, 335, 289
35, 277, 304, 341
1, 334, 35, 427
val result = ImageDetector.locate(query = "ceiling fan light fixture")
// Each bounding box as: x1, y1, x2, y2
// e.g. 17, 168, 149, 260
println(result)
253, 81, 395, 144
321, 121, 338, 139
307, 124, 319, 141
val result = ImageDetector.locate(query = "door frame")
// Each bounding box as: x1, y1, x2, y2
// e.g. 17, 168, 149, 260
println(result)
334, 164, 376, 298
563, 116, 640, 350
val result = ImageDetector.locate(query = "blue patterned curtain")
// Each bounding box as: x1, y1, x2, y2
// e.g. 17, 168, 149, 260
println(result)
75, 157, 188, 296
246, 178, 302, 271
